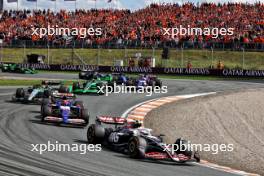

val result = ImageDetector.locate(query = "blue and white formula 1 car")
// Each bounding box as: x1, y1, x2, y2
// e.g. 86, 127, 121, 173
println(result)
41, 96, 89, 126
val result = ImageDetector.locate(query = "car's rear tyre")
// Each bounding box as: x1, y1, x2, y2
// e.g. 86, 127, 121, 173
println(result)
156, 79, 162, 87
128, 136, 147, 159
73, 82, 81, 90
75, 101, 84, 108
42, 98, 51, 106
59, 86, 69, 93
97, 82, 106, 95
16, 88, 25, 98
107, 82, 114, 90
87, 124, 105, 144
127, 78, 135, 86
79, 72, 85, 79
148, 80, 156, 90
43, 89, 51, 98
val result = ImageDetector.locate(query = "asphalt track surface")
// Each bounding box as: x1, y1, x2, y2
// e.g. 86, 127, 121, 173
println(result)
1, 72, 264, 176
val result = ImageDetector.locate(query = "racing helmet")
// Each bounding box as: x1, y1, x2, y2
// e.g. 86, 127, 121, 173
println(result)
61, 96, 68, 105
130, 120, 142, 128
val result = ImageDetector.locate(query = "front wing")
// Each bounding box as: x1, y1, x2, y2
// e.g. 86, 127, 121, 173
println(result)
44, 116, 86, 125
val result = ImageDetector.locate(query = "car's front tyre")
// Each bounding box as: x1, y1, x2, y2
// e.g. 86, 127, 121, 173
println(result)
41, 105, 52, 122
81, 108, 89, 125
128, 136, 147, 159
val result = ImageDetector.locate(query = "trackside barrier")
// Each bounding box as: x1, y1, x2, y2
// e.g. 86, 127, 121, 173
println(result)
1, 62, 264, 78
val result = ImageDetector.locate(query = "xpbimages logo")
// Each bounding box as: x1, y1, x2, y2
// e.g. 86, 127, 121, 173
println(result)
31, 141, 101, 155
31, 25, 102, 38
163, 141, 234, 155
163, 25, 234, 39
97, 83, 168, 96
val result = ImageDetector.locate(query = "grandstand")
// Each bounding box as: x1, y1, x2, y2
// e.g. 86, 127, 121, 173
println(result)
0, 3, 263, 49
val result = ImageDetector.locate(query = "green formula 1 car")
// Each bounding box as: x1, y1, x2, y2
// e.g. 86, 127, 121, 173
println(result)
72, 80, 106, 95
79, 70, 113, 83
12, 81, 71, 104
1, 63, 37, 74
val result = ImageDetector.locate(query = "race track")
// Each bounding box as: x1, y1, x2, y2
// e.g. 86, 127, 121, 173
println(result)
0, 72, 264, 176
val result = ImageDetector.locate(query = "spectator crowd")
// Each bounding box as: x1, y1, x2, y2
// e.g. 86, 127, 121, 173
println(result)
0, 2, 263, 48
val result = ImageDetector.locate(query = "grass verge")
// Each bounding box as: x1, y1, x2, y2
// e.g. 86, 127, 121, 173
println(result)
0, 75, 262, 86
0, 79, 85, 86
2, 48, 264, 70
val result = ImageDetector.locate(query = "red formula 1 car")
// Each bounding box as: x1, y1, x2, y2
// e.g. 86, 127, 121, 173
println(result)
87, 116, 200, 163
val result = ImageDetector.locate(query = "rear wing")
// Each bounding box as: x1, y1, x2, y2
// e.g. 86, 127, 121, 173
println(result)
112, 73, 122, 76
52, 92, 75, 99
96, 116, 127, 125
42, 80, 62, 86
138, 74, 156, 78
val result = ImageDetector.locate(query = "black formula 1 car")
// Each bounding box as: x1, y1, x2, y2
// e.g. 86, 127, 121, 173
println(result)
87, 116, 200, 163
79, 70, 97, 80
78, 70, 113, 82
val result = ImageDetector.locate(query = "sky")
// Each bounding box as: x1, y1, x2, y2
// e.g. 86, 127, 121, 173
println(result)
3, 0, 262, 11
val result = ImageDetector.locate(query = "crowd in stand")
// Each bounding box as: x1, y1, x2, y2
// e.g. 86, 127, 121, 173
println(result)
0, 3, 263, 48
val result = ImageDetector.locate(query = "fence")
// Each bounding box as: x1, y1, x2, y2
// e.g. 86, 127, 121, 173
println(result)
0, 40, 263, 70
3, 39, 264, 51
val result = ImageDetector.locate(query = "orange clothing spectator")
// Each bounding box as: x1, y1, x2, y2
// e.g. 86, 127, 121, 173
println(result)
187, 61, 192, 69
217, 60, 224, 70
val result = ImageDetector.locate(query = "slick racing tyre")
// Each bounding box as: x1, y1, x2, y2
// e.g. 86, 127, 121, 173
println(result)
42, 98, 51, 106
74, 101, 84, 109
16, 88, 25, 98
148, 80, 156, 90
155, 79, 162, 87
43, 89, 51, 98
41, 105, 52, 122
194, 151, 200, 162
174, 138, 192, 157
73, 82, 81, 90
127, 78, 135, 86
97, 82, 106, 95
128, 136, 147, 159
149, 80, 156, 88
79, 72, 85, 79
87, 124, 105, 144
107, 82, 114, 90
59, 86, 69, 93
81, 108, 89, 125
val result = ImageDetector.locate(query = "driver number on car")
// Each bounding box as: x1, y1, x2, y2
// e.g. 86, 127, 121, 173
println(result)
109, 133, 119, 143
